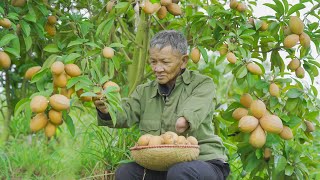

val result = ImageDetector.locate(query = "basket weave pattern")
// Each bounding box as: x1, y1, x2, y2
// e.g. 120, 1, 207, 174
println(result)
130, 145, 200, 171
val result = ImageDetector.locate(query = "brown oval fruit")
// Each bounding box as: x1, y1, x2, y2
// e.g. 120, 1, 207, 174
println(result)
137, 134, 152, 146
53, 73, 67, 88
166, 3, 182, 16
25, 66, 41, 80
283, 26, 291, 36
64, 64, 81, 77
187, 136, 198, 145
103, 81, 120, 92
148, 136, 163, 146
304, 120, 315, 132
288, 59, 300, 71
249, 125, 266, 148
44, 23, 56, 36
259, 21, 268, 31
76, 89, 92, 102
30, 113, 48, 132
11, 0, 26, 7
279, 126, 293, 140
164, 131, 178, 142
260, 115, 283, 134
142, 1, 155, 14
299, 32, 310, 48
47, 15, 57, 25
247, 62, 262, 75
230, 0, 238, 9
226, 52, 237, 64
30, 95, 48, 113
232, 108, 248, 120
263, 148, 272, 161
190, 47, 201, 63
219, 44, 228, 56
152, 3, 161, 12
250, 100, 266, 119
295, 67, 305, 78
49, 109, 63, 125
49, 94, 70, 111
236, 3, 246, 12
0, 51, 11, 69
102, 47, 114, 58
240, 93, 253, 108
162, 133, 175, 144
67, 87, 75, 99
284, 34, 299, 48
269, 83, 280, 97
176, 136, 187, 145
106, 1, 114, 12
161, 0, 172, 6
238, 116, 259, 133
157, 6, 167, 19
0, 18, 12, 28
45, 122, 56, 138
51, 61, 65, 75
289, 16, 304, 35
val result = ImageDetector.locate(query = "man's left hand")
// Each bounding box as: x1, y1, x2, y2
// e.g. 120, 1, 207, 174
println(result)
175, 117, 189, 133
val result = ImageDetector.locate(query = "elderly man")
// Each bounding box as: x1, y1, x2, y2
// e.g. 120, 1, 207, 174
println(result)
94, 30, 230, 180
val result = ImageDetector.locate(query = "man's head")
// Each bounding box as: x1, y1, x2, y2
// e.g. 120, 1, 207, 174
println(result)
149, 30, 188, 85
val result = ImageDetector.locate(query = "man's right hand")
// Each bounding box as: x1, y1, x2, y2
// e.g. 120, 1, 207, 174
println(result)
93, 94, 108, 114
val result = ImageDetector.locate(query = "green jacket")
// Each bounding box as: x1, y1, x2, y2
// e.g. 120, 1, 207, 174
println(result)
98, 69, 228, 161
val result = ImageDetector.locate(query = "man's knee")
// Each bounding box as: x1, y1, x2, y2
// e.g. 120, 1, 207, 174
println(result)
115, 162, 144, 180
167, 161, 198, 179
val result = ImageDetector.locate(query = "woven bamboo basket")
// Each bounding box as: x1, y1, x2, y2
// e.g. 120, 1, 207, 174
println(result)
130, 145, 200, 171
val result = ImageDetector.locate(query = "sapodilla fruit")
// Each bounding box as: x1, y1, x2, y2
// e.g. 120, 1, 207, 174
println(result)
30, 95, 48, 113
279, 126, 293, 140
0, 51, 11, 69
299, 32, 311, 48
305, 120, 315, 132
106, 1, 114, 12
11, 0, 26, 7
103, 81, 120, 92
259, 21, 268, 31
164, 131, 178, 141
250, 100, 266, 119
49, 94, 70, 111
232, 108, 248, 120
152, 3, 161, 12
49, 109, 63, 125
51, 61, 65, 75
47, 15, 57, 25
53, 73, 67, 88
295, 67, 305, 78
142, 1, 155, 14
249, 125, 266, 148
45, 122, 57, 138
44, 23, 56, 36
137, 134, 153, 146
102, 47, 114, 58
187, 136, 198, 145
160, 0, 171, 6
288, 59, 300, 71
190, 47, 201, 63
247, 62, 262, 75
157, 6, 167, 19
230, 0, 238, 9
289, 16, 304, 35
240, 93, 253, 108
176, 136, 187, 145
238, 115, 259, 133
167, 3, 182, 16
148, 136, 163, 146
284, 34, 299, 48
260, 115, 283, 134
30, 113, 48, 132
269, 83, 280, 97
283, 26, 291, 36
263, 148, 272, 161
226, 52, 237, 64
76, 89, 92, 102
219, 44, 228, 56
162, 133, 176, 144
65, 64, 81, 77
236, 3, 246, 12
25, 66, 41, 80
0, 18, 12, 28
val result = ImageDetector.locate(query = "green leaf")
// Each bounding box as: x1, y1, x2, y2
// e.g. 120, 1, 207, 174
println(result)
271, 51, 285, 73
285, 165, 294, 176
24, 35, 32, 51
285, 98, 299, 111
109, 43, 125, 48
81, 92, 97, 97
14, 98, 30, 116
305, 111, 319, 120
4, 47, 20, 58
198, 46, 208, 63
287, 4, 305, 16
42, 54, 58, 69
95, 19, 109, 37
99, 75, 110, 85
67, 76, 81, 88
115, 2, 129, 9
63, 112, 75, 137
236, 65, 248, 79
286, 88, 303, 98
31, 69, 49, 83
264, 3, 279, 14
20, 20, 31, 37
64, 53, 81, 63
67, 39, 88, 48
0, 34, 17, 47
274, 155, 287, 173
286, 115, 301, 127
23, 11, 37, 22
44, 44, 60, 53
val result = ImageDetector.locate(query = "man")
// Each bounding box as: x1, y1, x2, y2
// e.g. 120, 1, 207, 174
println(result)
94, 30, 230, 180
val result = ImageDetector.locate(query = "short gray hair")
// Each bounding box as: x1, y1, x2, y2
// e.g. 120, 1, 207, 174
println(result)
150, 30, 187, 55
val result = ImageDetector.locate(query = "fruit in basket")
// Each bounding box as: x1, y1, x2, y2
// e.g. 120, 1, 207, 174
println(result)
137, 134, 153, 146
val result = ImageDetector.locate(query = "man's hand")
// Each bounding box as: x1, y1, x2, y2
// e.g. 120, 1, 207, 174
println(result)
93, 93, 108, 114
175, 117, 189, 134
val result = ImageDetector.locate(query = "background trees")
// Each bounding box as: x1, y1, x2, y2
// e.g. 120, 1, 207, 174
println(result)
0, 0, 319, 179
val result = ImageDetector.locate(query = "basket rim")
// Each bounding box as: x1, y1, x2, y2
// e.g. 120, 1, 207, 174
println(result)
130, 144, 200, 151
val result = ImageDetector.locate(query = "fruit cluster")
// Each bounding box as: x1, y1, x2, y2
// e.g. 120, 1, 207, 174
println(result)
142, 0, 182, 19
230, 0, 247, 12
45, 15, 57, 37
232, 93, 293, 148
283, 16, 310, 49
288, 58, 305, 78
136, 131, 198, 146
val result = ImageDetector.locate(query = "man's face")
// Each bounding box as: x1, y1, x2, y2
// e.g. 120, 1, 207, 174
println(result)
149, 46, 187, 85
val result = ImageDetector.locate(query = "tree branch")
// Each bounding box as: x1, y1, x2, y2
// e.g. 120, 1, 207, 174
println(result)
251, 46, 284, 53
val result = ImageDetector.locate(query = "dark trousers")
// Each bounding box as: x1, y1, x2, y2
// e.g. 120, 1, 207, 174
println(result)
115, 160, 230, 180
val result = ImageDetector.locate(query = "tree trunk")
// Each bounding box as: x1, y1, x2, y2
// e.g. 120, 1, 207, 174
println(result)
0, 70, 12, 146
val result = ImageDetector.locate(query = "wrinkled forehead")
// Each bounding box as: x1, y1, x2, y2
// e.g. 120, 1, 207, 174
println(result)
149, 45, 181, 56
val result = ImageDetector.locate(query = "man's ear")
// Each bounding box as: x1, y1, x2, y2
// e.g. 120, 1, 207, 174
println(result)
181, 54, 189, 69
